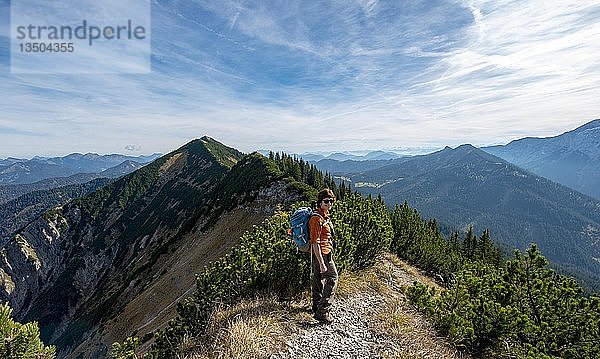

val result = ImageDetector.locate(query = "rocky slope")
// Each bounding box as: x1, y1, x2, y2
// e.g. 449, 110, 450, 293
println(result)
0, 178, 113, 241
0, 160, 148, 241
0, 137, 303, 358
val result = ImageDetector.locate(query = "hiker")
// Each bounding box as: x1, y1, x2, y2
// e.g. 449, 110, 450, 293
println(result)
309, 188, 338, 323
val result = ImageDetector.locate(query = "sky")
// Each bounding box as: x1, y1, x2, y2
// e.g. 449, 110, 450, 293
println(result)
0, 0, 599, 158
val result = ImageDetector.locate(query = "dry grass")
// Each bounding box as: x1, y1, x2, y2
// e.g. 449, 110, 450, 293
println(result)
368, 254, 470, 359
183, 296, 292, 359
210, 316, 283, 358
336, 263, 392, 298
381, 253, 443, 290
372, 297, 467, 359
372, 299, 414, 338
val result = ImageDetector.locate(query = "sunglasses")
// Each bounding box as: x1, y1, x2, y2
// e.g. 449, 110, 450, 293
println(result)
322, 198, 335, 204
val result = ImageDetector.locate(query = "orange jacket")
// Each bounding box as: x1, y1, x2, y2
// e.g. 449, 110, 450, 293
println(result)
309, 208, 333, 255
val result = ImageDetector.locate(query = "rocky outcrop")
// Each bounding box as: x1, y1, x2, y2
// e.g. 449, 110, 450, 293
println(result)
0, 208, 71, 312
0, 139, 304, 358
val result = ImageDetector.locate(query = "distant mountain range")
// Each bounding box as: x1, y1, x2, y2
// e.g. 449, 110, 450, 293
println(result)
0, 152, 161, 185
337, 144, 600, 289
483, 119, 600, 200
293, 148, 440, 162
311, 158, 394, 176
298, 150, 404, 162
0, 160, 148, 242
0, 160, 146, 205
2, 122, 598, 356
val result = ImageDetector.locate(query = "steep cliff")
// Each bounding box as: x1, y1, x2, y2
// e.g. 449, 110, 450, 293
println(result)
0, 138, 303, 357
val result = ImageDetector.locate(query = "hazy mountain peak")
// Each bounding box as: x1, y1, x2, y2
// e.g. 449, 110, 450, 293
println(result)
482, 119, 600, 199
199, 135, 217, 143
573, 118, 600, 132
453, 144, 477, 151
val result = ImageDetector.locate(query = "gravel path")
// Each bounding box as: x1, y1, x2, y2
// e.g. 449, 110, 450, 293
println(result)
273, 294, 397, 359
269, 254, 470, 359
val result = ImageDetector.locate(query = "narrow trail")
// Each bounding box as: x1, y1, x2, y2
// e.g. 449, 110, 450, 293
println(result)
269, 254, 471, 359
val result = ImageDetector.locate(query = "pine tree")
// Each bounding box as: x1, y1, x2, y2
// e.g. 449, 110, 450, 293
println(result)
449, 231, 460, 252
477, 229, 502, 265
462, 225, 476, 259
0, 304, 55, 359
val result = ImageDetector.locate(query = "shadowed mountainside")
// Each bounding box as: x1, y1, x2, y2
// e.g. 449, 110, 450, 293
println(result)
348, 145, 600, 289
0, 137, 305, 358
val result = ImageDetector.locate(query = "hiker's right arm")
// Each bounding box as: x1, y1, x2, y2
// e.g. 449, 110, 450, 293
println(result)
309, 216, 328, 273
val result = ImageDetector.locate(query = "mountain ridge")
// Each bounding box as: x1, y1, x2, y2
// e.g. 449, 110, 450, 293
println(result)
185, 253, 467, 359
483, 119, 600, 199
3, 134, 599, 357
0, 137, 308, 357
348, 145, 600, 288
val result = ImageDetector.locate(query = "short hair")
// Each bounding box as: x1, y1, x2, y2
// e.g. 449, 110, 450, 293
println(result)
317, 188, 336, 205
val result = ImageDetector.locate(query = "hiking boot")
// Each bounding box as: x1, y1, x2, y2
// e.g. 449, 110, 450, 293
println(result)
313, 312, 333, 324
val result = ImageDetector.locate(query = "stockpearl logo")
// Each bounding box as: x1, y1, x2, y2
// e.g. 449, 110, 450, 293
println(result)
11, 0, 151, 74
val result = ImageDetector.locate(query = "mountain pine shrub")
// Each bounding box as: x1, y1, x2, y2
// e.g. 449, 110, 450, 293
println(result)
407, 245, 600, 358
333, 192, 393, 271
390, 202, 463, 280
0, 303, 55, 358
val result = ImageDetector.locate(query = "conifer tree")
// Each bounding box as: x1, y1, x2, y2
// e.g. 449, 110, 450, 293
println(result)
462, 225, 476, 259
0, 304, 55, 359
449, 231, 460, 252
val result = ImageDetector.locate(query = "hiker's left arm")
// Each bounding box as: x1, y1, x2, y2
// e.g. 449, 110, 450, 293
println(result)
309, 216, 328, 273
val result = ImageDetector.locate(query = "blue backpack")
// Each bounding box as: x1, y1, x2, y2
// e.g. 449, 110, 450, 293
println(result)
289, 207, 319, 253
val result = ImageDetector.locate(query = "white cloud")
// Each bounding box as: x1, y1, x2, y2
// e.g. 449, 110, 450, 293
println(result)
0, 0, 598, 157
395, 0, 600, 143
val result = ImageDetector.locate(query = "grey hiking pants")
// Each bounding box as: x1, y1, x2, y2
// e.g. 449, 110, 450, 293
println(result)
311, 252, 338, 315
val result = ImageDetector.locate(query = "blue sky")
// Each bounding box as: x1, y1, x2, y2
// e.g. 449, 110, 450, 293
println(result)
1, 0, 599, 158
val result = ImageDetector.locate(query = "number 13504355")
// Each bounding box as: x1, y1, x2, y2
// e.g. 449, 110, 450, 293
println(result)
18, 42, 74, 53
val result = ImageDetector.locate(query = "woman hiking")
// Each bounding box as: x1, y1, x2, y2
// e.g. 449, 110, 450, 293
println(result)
309, 188, 338, 323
